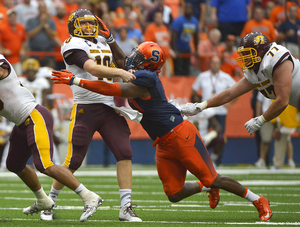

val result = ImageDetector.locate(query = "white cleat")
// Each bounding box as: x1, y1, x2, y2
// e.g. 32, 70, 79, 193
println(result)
119, 202, 142, 222
80, 191, 103, 222
23, 196, 55, 215
40, 209, 53, 220
254, 158, 266, 168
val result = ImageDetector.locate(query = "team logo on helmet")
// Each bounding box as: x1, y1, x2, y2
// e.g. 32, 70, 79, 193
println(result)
253, 35, 265, 46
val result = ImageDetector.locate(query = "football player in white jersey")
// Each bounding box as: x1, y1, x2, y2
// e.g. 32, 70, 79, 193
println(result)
0, 55, 103, 222
181, 32, 300, 136
41, 9, 142, 222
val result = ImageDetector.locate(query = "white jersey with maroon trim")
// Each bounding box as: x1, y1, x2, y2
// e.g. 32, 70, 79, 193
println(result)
19, 76, 50, 105
244, 42, 300, 108
61, 36, 115, 105
0, 55, 36, 126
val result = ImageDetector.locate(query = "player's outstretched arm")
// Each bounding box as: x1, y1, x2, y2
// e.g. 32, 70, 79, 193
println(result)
51, 70, 148, 98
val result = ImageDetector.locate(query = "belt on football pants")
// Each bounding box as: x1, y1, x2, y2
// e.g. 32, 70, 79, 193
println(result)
152, 122, 184, 147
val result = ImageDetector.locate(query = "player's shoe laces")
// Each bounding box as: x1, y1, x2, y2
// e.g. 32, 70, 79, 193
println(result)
80, 191, 103, 222
119, 202, 142, 222
208, 188, 220, 209
40, 209, 53, 221
23, 196, 55, 215
253, 196, 272, 221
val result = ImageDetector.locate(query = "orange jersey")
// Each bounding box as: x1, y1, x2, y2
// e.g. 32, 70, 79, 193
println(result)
0, 22, 27, 63
221, 50, 242, 77
269, 3, 300, 25
64, 3, 79, 16
52, 15, 70, 62
165, 0, 182, 19
240, 19, 277, 42
0, 5, 7, 24
144, 23, 171, 58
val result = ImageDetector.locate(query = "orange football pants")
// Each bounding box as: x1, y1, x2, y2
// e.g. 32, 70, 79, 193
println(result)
155, 120, 218, 196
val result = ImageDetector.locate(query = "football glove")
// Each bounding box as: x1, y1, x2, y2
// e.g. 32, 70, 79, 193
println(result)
180, 101, 207, 116
51, 69, 81, 85
96, 16, 114, 44
244, 115, 266, 136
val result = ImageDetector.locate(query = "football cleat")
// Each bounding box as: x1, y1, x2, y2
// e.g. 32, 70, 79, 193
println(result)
23, 196, 55, 215
80, 191, 103, 222
119, 202, 142, 222
208, 188, 220, 209
254, 159, 267, 168
253, 196, 272, 221
40, 209, 53, 221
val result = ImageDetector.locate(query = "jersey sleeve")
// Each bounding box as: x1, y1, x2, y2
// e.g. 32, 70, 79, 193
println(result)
131, 71, 156, 88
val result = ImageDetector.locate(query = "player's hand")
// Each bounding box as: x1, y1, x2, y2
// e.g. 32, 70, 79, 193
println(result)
180, 101, 207, 116
120, 69, 136, 83
51, 69, 75, 85
96, 16, 114, 43
244, 115, 266, 136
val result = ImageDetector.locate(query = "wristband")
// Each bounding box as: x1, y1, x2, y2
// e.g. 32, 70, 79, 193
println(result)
258, 115, 267, 124
106, 34, 115, 44
196, 100, 207, 111
73, 77, 81, 86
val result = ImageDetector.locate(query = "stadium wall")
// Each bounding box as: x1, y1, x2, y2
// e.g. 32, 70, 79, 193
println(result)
86, 138, 300, 166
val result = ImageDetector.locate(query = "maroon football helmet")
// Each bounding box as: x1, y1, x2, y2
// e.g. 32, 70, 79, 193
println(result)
236, 32, 271, 70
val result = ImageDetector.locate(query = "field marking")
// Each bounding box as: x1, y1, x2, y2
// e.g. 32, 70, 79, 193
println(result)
1, 218, 300, 225
1, 168, 300, 178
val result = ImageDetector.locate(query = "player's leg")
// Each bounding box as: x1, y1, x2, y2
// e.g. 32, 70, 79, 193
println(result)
6, 125, 55, 215
28, 105, 102, 221
98, 105, 141, 222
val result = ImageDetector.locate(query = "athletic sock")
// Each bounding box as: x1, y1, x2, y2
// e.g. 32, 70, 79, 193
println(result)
120, 189, 131, 207
49, 185, 62, 202
243, 187, 260, 202
33, 187, 48, 200
75, 183, 86, 194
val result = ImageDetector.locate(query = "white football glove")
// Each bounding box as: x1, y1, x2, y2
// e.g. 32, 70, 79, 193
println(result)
244, 115, 266, 136
180, 101, 207, 116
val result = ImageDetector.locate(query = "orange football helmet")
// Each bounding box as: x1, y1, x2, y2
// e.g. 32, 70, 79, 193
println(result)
125, 42, 166, 72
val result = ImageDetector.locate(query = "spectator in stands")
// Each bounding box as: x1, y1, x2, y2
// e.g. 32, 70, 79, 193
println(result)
147, 0, 173, 28
63, 0, 79, 16
144, 11, 174, 77
116, 26, 138, 56
277, 5, 300, 57
165, 0, 183, 19
185, 0, 206, 32
26, 2, 57, 66
264, 1, 275, 19
171, 2, 199, 76
254, 92, 274, 168
0, 1, 8, 24
113, 3, 142, 32
126, 12, 143, 44
191, 28, 222, 73
269, 0, 300, 29
52, 2, 69, 70
0, 9, 27, 76
188, 108, 226, 168
240, 5, 277, 42
220, 35, 243, 78
210, 0, 251, 42
0, 116, 13, 172
191, 56, 236, 166
14, 0, 38, 26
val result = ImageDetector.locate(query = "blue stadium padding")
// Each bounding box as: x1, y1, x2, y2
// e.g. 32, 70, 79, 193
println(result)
86, 138, 300, 166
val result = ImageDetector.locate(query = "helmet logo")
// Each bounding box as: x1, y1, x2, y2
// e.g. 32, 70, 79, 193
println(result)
68, 12, 74, 22
254, 35, 265, 45
151, 50, 160, 62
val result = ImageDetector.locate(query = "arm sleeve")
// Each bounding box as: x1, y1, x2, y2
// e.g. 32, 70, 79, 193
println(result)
63, 49, 90, 69
78, 79, 122, 97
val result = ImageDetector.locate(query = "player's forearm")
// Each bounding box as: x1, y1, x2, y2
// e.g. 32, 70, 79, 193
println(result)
262, 99, 288, 122
90, 65, 124, 78
109, 42, 125, 69
75, 79, 122, 97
